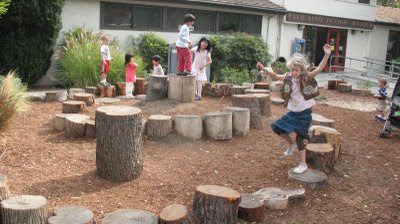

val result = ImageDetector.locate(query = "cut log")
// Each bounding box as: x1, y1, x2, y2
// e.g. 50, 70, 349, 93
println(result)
96, 106, 143, 182
238, 193, 265, 222
242, 82, 254, 89
135, 77, 147, 95
45, 90, 67, 102
85, 120, 96, 138
232, 94, 262, 129
62, 101, 86, 113
202, 82, 213, 96
271, 97, 285, 105
288, 168, 328, 190
252, 93, 271, 117
68, 88, 85, 100
159, 204, 189, 224
116, 82, 126, 96
255, 187, 305, 206
223, 107, 250, 137
74, 93, 95, 106
102, 209, 158, 224
253, 187, 288, 210
270, 81, 284, 92
306, 143, 336, 173
98, 86, 116, 98
54, 114, 90, 132
192, 185, 241, 224
168, 74, 196, 102
244, 89, 270, 95
65, 115, 88, 138
327, 79, 343, 90
254, 82, 270, 90
337, 83, 352, 93
351, 88, 372, 97
0, 174, 11, 201
48, 206, 94, 224
312, 113, 335, 128
1, 195, 48, 224
174, 115, 203, 140
214, 83, 232, 97
85, 86, 98, 95
310, 125, 343, 161
231, 86, 249, 95
336, 80, 347, 88
204, 112, 232, 140
281, 187, 306, 205
146, 75, 168, 101
145, 115, 172, 140
95, 98, 121, 105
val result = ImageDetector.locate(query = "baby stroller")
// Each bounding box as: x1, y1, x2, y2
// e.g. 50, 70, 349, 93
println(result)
379, 78, 400, 138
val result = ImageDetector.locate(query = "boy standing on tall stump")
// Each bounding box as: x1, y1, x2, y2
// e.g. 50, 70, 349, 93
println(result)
100, 35, 112, 86
176, 14, 195, 76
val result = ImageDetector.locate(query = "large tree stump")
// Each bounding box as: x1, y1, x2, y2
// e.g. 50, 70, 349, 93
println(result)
244, 89, 270, 95
288, 168, 328, 190
0, 174, 11, 201
351, 88, 372, 97
98, 86, 116, 98
68, 88, 85, 100
242, 82, 254, 89
214, 83, 232, 97
174, 115, 203, 140
102, 209, 158, 224
312, 113, 335, 128
146, 75, 168, 101
253, 187, 289, 210
168, 74, 196, 102
96, 106, 143, 182
223, 107, 250, 137
252, 93, 271, 117
74, 93, 95, 106
65, 115, 88, 138
306, 143, 336, 173
85, 120, 96, 138
116, 82, 126, 96
192, 185, 241, 224
327, 79, 343, 90
54, 114, 89, 132
48, 206, 94, 224
254, 82, 270, 90
204, 112, 232, 140
145, 115, 172, 140
238, 193, 265, 222
337, 83, 352, 93
1, 195, 48, 224
231, 86, 248, 95
85, 86, 98, 95
62, 101, 86, 113
135, 77, 147, 95
270, 81, 284, 92
159, 204, 189, 224
45, 90, 67, 102
310, 125, 343, 161
232, 94, 262, 129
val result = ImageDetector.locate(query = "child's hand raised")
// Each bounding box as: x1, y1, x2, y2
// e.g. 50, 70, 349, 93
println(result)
323, 44, 332, 55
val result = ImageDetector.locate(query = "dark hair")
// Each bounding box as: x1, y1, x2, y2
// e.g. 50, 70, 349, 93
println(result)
152, 55, 161, 62
184, 14, 196, 23
197, 37, 212, 53
125, 53, 133, 66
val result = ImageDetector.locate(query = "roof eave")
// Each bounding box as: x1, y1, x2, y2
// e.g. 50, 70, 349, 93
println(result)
375, 20, 400, 27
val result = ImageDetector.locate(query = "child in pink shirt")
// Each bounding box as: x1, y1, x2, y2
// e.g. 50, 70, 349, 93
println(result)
125, 53, 137, 99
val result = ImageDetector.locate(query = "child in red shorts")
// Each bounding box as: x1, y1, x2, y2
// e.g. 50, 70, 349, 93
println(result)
100, 35, 112, 86
176, 14, 195, 76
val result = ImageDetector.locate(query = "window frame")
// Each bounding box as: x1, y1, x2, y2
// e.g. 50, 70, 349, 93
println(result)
358, 0, 370, 4
131, 4, 164, 31
100, 2, 134, 30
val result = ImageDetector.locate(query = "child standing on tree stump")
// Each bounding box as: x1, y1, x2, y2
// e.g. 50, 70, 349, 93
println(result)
373, 78, 388, 122
191, 37, 212, 101
125, 53, 137, 99
100, 35, 112, 87
257, 44, 332, 174
176, 14, 195, 76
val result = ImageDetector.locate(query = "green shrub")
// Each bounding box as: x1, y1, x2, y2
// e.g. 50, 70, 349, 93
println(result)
130, 33, 169, 73
220, 68, 251, 85
0, 0, 64, 86
271, 61, 290, 75
0, 0, 11, 15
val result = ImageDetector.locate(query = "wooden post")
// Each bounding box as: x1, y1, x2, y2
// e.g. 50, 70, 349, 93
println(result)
62, 101, 86, 113
168, 74, 196, 102
146, 75, 168, 101
204, 112, 232, 140
145, 115, 172, 140
306, 143, 336, 173
238, 193, 265, 222
1, 195, 48, 224
135, 78, 147, 95
54, 114, 89, 132
65, 115, 89, 138
192, 185, 241, 224
232, 94, 262, 129
173, 115, 203, 140
159, 204, 189, 224
48, 206, 94, 224
74, 93, 95, 106
98, 86, 116, 98
223, 107, 250, 137
96, 106, 143, 182
102, 209, 158, 224
310, 125, 343, 161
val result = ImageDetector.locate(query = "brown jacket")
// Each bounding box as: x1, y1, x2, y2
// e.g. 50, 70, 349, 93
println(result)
283, 73, 320, 106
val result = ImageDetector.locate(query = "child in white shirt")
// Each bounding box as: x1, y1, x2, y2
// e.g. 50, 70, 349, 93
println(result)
191, 37, 212, 100
151, 55, 164, 76
176, 14, 195, 76
100, 35, 112, 86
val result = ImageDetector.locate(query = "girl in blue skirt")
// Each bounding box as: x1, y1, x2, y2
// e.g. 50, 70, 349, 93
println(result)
257, 44, 331, 173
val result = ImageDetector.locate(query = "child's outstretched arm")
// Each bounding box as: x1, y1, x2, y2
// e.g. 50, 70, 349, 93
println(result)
256, 62, 285, 81
309, 44, 332, 78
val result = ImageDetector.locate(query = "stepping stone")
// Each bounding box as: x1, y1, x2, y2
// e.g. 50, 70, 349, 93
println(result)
85, 119, 96, 138
242, 82, 254, 89
288, 168, 328, 190
74, 93, 95, 106
159, 204, 189, 224
306, 143, 336, 174
136, 94, 147, 101
68, 88, 85, 100
174, 115, 203, 140
312, 113, 335, 128
244, 89, 270, 95
223, 107, 250, 137
54, 114, 90, 132
253, 187, 288, 210
238, 193, 265, 222
254, 187, 306, 206
65, 114, 90, 138
62, 101, 86, 113
95, 98, 121, 104
231, 85, 249, 95
204, 111, 232, 140
45, 90, 68, 102
24, 92, 46, 102
48, 205, 94, 224
271, 97, 285, 105
85, 86, 98, 95
102, 209, 157, 224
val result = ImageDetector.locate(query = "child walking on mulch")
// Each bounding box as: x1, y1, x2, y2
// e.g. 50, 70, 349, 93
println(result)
125, 53, 137, 99
176, 14, 195, 76
100, 35, 112, 86
373, 78, 388, 122
191, 37, 212, 101
257, 44, 332, 174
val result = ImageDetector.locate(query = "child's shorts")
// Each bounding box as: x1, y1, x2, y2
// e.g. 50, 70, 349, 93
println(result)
377, 99, 388, 112
101, 60, 110, 74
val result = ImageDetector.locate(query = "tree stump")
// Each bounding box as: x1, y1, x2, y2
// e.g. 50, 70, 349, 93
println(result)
254, 82, 270, 90
102, 209, 158, 224
271, 97, 285, 105
98, 86, 116, 98
174, 115, 203, 140
135, 77, 147, 95
48, 206, 94, 224
242, 82, 254, 89
352, 88, 372, 97
159, 204, 189, 224
116, 82, 126, 96
1, 195, 48, 224
168, 74, 196, 102
281, 188, 306, 205
253, 187, 289, 210
204, 112, 232, 140
231, 86, 248, 95
65, 115, 88, 138
0, 174, 11, 201
232, 94, 262, 129
54, 114, 89, 132
96, 106, 143, 182
145, 115, 172, 140
270, 81, 284, 92
337, 83, 352, 93
288, 168, 328, 190
85, 86, 98, 95
327, 79, 343, 90
95, 98, 121, 105
85, 120, 96, 138
68, 88, 85, 100
252, 93, 271, 117
244, 89, 270, 95
310, 125, 343, 161
62, 101, 86, 113
214, 83, 232, 97
238, 193, 265, 222
223, 107, 250, 137
74, 93, 95, 106
255, 187, 305, 206
312, 113, 335, 128
45, 91, 67, 102
202, 82, 213, 96
146, 75, 168, 101
306, 143, 336, 173
192, 185, 241, 224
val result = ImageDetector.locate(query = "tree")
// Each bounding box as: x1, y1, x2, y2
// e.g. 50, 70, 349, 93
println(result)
0, 0, 11, 15
377, 0, 400, 7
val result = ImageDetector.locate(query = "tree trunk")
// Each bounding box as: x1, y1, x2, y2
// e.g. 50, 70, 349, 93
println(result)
54, 114, 89, 132
238, 193, 265, 222
48, 206, 94, 224
135, 78, 147, 95
0, 174, 11, 201
254, 82, 270, 90
116, 82, 126, 96
102, 209, 158, 224
68, 88, 85, 100
352, 88, 372, 97
202, 82, 213, 97
223, 107, 250, 137
168, 75, 196, 102
96, 106, 143, 182
231, 86, 248, 95
337, 83, 352, 93
288, 168, 328, 190
173, 115, 203, 140
306, 143, 336, 174
1, 195, 48, 224
85, 120, 96, 138
244, 89, 270, 95
192, 185, 241, 224
74, 93, 95, 106
204, 112, 232, 140
45, 91, 67, 102
85, 86, 98, 95
159, 204, 189, 224
65, 115, 88, 138
327, 79, 343, 90
310, 125, 343, 162
232, 94, 262, 129
62, 101, 86, 113
252, 93, 271, 117
312, 113, 335, 128
214, 83, 232, 98
145, 115, 172, 140
146, 75, 168, 101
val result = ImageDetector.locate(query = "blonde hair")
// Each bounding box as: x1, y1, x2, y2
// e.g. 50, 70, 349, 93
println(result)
287, 54, 309, 74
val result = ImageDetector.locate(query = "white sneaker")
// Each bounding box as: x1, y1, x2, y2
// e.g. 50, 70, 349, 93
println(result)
293, 162, 308, 174
126, 95, 135, 99
284, 144, 297, 156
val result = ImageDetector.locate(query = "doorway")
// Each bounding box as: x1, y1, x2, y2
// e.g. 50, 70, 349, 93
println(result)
325, 28, 347, 71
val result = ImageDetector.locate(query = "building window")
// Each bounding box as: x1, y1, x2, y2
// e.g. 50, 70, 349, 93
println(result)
386, 31, 400, 61
241, 14, 262, 34
192, 10, 216, 33
102, 3, 132, 29
165, 8, 190, 31
132, 6, 163, 30
358, 0, 370, 4
220, 13, 240, 32
220, 12, 262, 34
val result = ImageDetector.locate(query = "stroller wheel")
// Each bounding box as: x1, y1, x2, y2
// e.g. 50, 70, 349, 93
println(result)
379, 130, 390, 138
